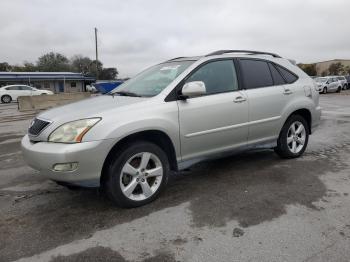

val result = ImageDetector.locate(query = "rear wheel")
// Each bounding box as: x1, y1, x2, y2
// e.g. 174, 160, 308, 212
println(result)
103, 141, 169, 208
275, 115, 309, 159
1, 95, 11, 103
337, 86, 341, 93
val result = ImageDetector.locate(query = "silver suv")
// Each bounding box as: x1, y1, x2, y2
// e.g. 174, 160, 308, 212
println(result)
22, 50, 321, 207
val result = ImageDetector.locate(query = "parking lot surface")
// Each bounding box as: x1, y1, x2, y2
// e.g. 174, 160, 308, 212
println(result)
1, 92, 350, 262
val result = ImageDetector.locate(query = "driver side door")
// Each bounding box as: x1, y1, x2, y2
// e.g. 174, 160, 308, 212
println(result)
177, 59, 249, 161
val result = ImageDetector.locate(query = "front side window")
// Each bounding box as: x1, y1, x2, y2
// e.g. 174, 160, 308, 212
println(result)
20, 86, 33, 90
186, 60, 238, 94
111, 61, 194, 97
240, 59, 273, 89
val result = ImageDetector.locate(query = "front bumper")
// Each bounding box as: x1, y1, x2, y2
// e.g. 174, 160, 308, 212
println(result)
21, 135, 114, 187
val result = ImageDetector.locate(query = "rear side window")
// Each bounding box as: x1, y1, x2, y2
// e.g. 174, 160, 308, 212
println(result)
6, 86, 19, 90
275, 65, 298, 84
240, 59, 273, 89
268, 63, 286, 85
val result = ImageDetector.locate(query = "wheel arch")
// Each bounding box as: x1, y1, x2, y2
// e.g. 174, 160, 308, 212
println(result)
285, 108, 312, 134
100, 129, 178, 186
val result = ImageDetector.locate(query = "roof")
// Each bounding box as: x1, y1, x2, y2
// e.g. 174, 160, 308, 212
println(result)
0, 72, 95, 81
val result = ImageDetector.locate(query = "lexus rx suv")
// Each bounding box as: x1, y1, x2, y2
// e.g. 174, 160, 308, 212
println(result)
22, 50, 321, 207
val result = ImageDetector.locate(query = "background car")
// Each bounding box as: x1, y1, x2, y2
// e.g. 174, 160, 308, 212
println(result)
314, 77, 342, 93
0, 84, 53, 103
333, 76, 348, 90
345, 75, 350, 87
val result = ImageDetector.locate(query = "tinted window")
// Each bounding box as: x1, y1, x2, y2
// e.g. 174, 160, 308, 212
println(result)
268, 63, 286, 85
19, 86, 32, 90
186, 60, 238, 94
6, 86, 20, 90
240, 59, 273, 89
276, 65, 298, 84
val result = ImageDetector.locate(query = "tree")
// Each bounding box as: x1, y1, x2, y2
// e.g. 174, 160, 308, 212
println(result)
343, 65, 350, 75
298, 63, 317, 76
70, 55, 93, 75
37, 52, 70, 72
0, 62, 12, 72
328, 62, 344, 75
89, 60, 103, 77
100, 67, 118, 80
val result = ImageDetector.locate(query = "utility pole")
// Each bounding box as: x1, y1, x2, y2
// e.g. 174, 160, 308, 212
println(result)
94, 27, 99, 81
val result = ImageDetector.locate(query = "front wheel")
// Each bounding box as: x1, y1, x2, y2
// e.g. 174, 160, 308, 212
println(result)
274, 115, 309, 159
322, 87, 327, 94
103, 141, 169, 208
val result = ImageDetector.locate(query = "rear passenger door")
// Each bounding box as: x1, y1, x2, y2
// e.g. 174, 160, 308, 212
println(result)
238, 59, 297, 144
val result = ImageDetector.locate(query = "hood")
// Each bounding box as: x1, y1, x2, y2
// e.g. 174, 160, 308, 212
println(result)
38, 95, 147, 123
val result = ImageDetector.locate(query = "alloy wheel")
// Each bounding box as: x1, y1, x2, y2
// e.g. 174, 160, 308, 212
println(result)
287, 121, 306, 154
119, 152, 163, 201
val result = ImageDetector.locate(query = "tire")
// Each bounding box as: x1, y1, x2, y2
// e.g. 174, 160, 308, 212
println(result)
103, 141, 170, 208
322, 87, 327, 94
1, 95, 12, 103
337, 86, 341, 93
274, 115, 309, 159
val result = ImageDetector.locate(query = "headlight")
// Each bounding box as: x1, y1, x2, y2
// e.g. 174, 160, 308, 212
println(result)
48, 118, 101, 143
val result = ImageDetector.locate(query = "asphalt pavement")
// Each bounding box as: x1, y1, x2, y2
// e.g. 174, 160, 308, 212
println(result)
1, 92, 350, 262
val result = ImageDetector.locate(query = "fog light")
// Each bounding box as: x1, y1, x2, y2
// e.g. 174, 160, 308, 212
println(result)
53, 162, 78, 172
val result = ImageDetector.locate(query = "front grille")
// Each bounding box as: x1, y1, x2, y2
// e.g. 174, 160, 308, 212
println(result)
28, 118, 50, 136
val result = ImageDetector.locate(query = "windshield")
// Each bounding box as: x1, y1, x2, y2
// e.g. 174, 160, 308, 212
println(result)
315, 77, 327, 83
110, 60, 194, 97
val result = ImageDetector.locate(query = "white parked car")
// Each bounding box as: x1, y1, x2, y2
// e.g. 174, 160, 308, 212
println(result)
314, 77, 342, 94
0, 85, 53, 103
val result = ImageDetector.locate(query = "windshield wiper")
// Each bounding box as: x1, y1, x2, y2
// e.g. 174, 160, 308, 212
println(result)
113, 91, 141, 97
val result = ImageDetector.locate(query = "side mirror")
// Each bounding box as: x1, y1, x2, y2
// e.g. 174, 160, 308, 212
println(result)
181, 81, 206, 98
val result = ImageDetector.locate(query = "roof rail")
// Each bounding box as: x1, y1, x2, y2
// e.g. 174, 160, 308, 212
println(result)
205, 50, 282, 58
166, 56, 186, 61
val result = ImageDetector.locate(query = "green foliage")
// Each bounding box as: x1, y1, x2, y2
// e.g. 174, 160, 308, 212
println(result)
0, 52, 119, 80
298, 63, 317, 76
0, 62, 12, 71
37, 52, 70, 72
328, 62, 344, 75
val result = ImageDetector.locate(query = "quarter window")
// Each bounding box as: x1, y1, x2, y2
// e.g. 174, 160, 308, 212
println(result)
268, 63, 286, 85
186, 60, 238, 95
240, 59, 273, 89
276, 65, 298, 84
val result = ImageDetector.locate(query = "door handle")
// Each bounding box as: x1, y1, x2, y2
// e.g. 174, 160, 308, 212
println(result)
283, 89, 293, 95
233, 96, 246, 103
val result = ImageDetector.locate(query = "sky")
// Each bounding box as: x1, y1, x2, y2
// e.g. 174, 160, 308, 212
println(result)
0, 0, 349, 77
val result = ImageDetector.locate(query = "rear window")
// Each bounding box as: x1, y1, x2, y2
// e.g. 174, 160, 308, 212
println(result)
240, 59, 273, 89
276, 65, 298, 84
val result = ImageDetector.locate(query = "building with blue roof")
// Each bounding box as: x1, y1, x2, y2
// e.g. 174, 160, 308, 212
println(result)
0, 72, 95, 93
